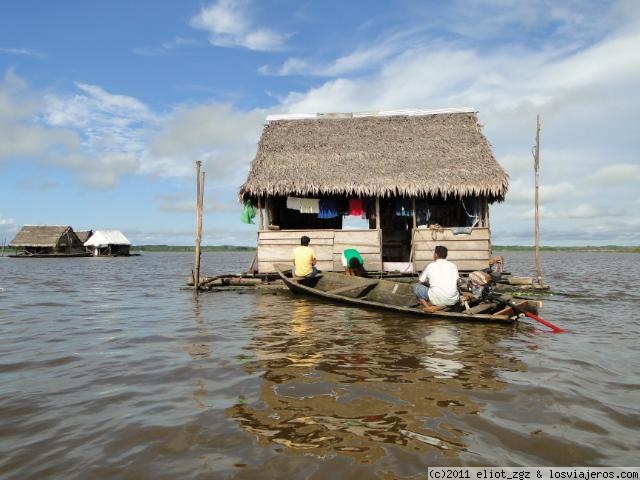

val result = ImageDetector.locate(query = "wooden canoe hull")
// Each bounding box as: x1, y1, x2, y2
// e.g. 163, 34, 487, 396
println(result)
277, 270, 532, 323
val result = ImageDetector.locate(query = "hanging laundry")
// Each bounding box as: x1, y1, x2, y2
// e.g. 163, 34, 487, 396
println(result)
394, 198, 413, 217
318, 198, 338, 219
300, 198, 320, 214
286, 196, 302, 210
240, 202, 257, 224
415, 199, 431, 226
348, 198, 364, 216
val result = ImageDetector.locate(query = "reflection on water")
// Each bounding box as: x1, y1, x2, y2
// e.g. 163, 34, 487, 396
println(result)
1, 252, 639, 478
421, 326, 464, 379
227, 292, 525, 464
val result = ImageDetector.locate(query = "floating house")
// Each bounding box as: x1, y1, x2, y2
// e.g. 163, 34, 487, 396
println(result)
74, 230, 93, 244
84, 230, 131, 256
9, 225, 87, 256
239, 108, 508, 274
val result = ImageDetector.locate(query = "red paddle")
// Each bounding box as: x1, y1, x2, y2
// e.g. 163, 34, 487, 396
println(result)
490, 293, 566, 333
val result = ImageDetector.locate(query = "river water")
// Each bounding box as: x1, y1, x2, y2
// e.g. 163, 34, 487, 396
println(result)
0, 252, 638, 479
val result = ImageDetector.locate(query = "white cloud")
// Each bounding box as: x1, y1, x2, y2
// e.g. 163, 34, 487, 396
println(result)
0, 70, 79, 161
0, 214, 17, 239
259, 31, 412, 77
504, 178, 581, 205
133, 37, 202, 56
587, 163, 640, 184
190, 0, 287, 51
0, 47, 45, 59
146, 103, 265, 181
157, 193, 237, 214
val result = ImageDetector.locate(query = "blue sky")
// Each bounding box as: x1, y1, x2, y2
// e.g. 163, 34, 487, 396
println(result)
1, 0, 639, 246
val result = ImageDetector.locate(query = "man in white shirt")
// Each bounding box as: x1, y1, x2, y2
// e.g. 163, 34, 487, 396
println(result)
412, 245, 460, 311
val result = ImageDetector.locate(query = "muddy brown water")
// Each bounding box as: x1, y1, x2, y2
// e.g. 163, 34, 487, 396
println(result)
0, 252, 638, 479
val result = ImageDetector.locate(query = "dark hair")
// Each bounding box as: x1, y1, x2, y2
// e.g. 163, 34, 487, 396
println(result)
434, 245, 448, 259
300, 236, 310, 246
348, 257, 361, 268
349, 258, 367, 277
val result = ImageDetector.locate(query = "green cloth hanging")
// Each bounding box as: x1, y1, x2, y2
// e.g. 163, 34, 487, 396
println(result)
240, 202, 257, 224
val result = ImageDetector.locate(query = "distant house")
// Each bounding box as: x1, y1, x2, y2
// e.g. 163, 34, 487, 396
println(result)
9, 225, 86, 256
74, 230, 93, 244
84, 230, 131, 256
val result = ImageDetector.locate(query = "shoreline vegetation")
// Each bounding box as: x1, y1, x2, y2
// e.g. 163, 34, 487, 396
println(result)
131, 245, 640, 253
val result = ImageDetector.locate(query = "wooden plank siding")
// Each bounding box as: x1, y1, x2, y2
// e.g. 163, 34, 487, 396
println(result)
412, 227, 490, 272
257, 227, 491, 273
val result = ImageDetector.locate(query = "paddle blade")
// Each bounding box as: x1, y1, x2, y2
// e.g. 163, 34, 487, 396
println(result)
524, 311, 566, 333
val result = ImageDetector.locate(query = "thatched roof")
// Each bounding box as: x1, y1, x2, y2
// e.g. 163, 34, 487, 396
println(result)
239, 109, 508, 202
74, 230, 93, 243
10, 225, 75, 247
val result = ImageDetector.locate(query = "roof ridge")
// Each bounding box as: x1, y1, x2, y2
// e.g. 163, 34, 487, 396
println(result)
266, 108, 476, 122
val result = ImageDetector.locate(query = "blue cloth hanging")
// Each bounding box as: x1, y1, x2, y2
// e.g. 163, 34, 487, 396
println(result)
318, 198, 338, 219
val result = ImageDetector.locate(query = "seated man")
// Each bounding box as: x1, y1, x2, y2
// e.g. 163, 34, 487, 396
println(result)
412, 245, 459, 311
341, 248, 366, 276
292, 235, 318, 278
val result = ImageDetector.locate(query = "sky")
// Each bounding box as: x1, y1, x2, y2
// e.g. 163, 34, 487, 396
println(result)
1, 0, 639, 246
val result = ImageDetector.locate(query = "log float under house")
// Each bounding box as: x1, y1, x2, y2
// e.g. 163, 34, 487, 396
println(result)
238, 108, 508, 275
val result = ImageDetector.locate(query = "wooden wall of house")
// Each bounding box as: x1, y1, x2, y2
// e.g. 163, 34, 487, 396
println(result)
258, 227, 491, 273
412, 227, 490, 272
257, 229, 381, 273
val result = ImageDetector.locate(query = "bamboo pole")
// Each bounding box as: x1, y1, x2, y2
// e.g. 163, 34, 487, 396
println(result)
533, 114, 543, 287
194, 161, 205, 290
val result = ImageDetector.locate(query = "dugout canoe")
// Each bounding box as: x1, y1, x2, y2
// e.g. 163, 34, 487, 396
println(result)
276, 268, 538, 323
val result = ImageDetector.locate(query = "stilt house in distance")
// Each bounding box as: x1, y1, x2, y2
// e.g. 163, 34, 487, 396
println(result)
84, 230, 131, 256
239, 108, 509, 274
9, 225, 86, 256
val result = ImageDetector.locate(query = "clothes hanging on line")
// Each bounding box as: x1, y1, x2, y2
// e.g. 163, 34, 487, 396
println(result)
348, 198, 364, 216
394, 198, 413, 217
318, 198, 338, 218
286, 196, 302, 210
299, 198, 320, 214
415, 199, 431, 226
240, 202, 257, 224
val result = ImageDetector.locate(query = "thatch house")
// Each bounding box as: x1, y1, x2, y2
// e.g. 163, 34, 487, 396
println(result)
74, 230, 93, 244
9, 225, 86, 256
84, 230, 131, 256
239, 108, 508, 273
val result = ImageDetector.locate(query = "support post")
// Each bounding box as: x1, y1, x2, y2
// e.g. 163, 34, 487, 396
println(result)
376, 197, 382, 277
194, 161, 205, 291
265, 197, 271, 228
533, 114, 543, 287
410, 198, 417, 272
257, 197, 264, 231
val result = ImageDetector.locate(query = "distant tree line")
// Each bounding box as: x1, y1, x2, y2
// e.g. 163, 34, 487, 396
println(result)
134, 245, 255, 252
494, 245, 640, 252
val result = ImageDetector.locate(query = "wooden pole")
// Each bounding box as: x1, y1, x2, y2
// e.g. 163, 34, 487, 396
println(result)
410, 198, 417, 272
257, 197, 264, 231
194, 161, 204, 290
264, 197, 271, 228
376, 197, 382, 277
533, 114, 543, 287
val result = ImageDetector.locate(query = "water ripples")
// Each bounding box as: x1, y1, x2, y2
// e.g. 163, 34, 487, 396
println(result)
0, 251, 639, 478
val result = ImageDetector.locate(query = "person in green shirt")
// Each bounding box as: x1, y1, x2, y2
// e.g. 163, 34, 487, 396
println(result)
341, 248, 366, 276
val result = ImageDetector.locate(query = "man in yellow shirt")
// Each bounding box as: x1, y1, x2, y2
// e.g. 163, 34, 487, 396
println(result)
292, 236, 318, 277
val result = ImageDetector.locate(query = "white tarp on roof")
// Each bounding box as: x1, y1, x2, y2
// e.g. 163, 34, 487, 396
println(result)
84, 230, 131, 247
